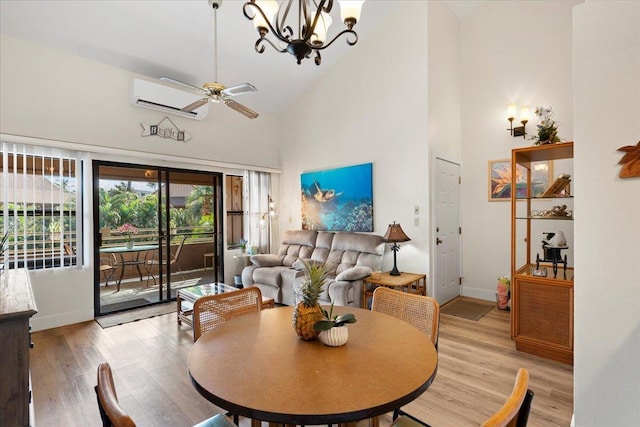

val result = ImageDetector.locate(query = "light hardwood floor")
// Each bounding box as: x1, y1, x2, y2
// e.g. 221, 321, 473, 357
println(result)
30, 298, 573, 427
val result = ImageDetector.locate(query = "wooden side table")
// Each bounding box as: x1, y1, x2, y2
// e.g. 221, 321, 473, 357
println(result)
362, 272, 427, 309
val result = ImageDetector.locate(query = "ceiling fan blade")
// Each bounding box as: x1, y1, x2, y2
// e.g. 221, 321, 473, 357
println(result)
224, 99, 259, 119
181, 98, 210, 112
158, 76, 207, 94
221, 83, 257, 97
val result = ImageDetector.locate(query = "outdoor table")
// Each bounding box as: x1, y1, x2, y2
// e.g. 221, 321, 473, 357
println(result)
99, 244, 158, 290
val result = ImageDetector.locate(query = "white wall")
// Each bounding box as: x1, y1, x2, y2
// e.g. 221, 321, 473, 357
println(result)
573, 1, 640, 425
0, 34, 283, 331
459, 0, 579, 300
428, 1, 462, 159
278, 2, 432, 277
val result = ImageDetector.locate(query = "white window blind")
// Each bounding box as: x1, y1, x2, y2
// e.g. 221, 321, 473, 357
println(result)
244, 170, 272, 253
1, 142, 82, 270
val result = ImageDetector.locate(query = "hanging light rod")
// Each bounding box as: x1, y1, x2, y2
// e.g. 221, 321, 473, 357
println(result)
243, 0, 365, 65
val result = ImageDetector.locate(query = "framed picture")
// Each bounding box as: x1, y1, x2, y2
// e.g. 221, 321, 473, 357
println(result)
488, 159, 553, 201
301, 163, 373, 232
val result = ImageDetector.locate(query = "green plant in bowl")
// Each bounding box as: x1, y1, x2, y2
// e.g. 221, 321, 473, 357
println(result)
314, 303, 357, 331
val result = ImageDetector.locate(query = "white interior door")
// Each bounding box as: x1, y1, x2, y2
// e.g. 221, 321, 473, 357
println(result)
433, 156, 461, 305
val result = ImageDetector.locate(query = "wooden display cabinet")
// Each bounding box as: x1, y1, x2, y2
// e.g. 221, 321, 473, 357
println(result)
510, 142, 574, 364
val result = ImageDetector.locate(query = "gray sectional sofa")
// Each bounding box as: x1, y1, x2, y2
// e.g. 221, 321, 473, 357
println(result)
241, 230, 385, 307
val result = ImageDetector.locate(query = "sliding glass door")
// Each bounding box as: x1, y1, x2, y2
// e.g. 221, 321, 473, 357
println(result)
93, 161, 223, 315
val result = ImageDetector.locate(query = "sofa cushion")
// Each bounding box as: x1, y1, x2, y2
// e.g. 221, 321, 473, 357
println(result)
250, 254, 283, 267
253, 266, 288, 287
326, 233, 385, 277
277, 230, 318, 267
335, 266, 373, 281
310, 231, 334, 263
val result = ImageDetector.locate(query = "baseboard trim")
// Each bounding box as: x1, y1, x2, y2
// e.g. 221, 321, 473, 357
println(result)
31, 309, 94, 332
460, 286, 495, 302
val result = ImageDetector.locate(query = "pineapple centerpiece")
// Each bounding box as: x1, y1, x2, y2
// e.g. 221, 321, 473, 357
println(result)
293, 260, 327, 340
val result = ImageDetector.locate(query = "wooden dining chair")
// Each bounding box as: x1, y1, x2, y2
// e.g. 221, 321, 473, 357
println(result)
95, 362, 238, 427
193, 286, 263, 342
371, 286, 440, 348
481, 368, 534, 427
391, 368, 534, 427
371, 287, 440, 422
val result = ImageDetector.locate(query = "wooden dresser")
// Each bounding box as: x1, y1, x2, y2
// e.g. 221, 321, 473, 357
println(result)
0, 269, 37, 426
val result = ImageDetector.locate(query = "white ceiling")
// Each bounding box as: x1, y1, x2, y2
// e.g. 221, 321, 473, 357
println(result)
0, 1, 482, 115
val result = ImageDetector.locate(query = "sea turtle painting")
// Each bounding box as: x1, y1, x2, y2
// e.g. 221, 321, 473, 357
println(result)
300, 163, 373, 232
312, 178, 343, 203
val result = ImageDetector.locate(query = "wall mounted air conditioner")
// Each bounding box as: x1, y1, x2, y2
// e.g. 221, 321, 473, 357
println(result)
130, 78, 209, 120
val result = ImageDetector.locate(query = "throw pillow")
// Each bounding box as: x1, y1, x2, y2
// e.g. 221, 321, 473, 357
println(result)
250, 254, 283, 267
292, 258, 322, 271
335, 266, 373, 281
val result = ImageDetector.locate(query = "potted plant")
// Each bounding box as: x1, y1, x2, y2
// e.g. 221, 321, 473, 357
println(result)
314, 303, 357, 347
48, 220, 61, 241
117, 223, 139, 249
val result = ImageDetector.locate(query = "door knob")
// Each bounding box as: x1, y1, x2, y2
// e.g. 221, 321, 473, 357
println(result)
436, 238, 443, 245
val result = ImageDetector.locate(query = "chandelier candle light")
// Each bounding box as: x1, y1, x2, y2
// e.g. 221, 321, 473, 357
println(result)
243, 0, 365, 65
383, 222, 411, 276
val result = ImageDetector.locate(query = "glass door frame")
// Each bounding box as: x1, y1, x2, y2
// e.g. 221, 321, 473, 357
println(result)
92, 160, 223, 316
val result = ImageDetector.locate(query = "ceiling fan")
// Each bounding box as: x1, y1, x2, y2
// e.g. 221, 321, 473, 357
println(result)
160, 0, 258, 119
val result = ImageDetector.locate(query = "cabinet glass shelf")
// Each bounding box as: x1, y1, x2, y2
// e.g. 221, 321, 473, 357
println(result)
514, 196, 574, 200
516, 216, 574, 220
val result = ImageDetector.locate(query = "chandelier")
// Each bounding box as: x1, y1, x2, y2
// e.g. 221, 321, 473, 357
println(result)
242, 0, 365, 65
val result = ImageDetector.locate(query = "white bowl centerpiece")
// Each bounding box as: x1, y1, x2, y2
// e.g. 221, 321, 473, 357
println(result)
313, 304, 356, 347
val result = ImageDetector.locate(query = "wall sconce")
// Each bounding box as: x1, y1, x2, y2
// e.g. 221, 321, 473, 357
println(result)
507, 104, 529, 138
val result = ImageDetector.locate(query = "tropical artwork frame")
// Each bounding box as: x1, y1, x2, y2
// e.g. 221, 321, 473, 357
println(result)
488, 159, 553, 201
301, 163, 373, 232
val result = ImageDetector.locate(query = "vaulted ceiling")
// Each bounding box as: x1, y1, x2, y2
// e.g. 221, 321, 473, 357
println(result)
0, 1, 482, 115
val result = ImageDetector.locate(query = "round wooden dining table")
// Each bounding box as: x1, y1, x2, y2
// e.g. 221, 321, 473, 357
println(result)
187, 306, 438, 425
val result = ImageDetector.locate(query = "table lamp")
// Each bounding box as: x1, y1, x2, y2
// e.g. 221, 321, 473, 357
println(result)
383, 222, 411, 276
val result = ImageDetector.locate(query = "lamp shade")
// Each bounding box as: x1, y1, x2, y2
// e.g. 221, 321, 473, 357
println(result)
383, 222, 410, 243
339, 0, 365, 23
252, 0, 278, 29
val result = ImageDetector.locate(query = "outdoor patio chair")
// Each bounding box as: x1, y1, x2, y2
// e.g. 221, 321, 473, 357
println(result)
99, 257, 116, 287
372, 287, 440, 422
95, 362, 238, 427
145, 235, 187, 286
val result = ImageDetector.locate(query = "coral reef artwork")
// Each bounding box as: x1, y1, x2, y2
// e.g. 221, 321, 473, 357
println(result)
301, 163, 373, 232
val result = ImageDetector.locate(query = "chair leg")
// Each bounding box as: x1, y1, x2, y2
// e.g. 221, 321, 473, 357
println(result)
177, 264, 186, 282
146, 263, 157, 286
393, 409, 400, 420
